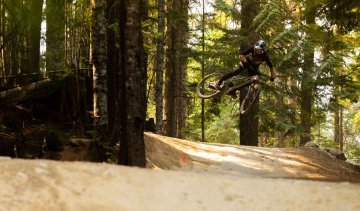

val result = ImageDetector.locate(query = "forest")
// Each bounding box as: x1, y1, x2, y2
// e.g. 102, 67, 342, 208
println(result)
0, 0, 359, 167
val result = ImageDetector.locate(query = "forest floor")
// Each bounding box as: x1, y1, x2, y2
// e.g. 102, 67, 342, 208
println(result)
1, 132, 360, 210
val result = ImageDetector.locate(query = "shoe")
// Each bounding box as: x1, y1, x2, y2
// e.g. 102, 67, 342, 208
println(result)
209, 81, 221, 90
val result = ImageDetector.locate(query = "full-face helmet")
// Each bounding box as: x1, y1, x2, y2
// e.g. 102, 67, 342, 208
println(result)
254, 40, 266, 52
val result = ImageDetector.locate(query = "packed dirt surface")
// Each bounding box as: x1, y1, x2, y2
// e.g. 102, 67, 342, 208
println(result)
1, 132, 360, 210
145, 133, 360, 182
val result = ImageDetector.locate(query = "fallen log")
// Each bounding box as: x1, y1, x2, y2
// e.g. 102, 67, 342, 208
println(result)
0, 79, 61, 105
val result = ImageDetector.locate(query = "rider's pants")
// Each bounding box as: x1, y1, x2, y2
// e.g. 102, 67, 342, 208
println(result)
218, 63, 257, 85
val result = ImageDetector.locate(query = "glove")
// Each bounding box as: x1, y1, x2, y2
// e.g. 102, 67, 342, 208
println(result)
270, 77, 275, 82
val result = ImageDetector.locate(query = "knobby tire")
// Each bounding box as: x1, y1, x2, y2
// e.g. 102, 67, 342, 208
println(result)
240, 83, 261, 115
196, 73, 224, 99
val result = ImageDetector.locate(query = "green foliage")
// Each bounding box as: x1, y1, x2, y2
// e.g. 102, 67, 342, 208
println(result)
187, 97, 240, 144
143, 0, 360, 154
346, 140, 360, 163
318, 0, 360, 33
205, 115, 239, 144
246, 0, 360, 148
214, 0, 242, 21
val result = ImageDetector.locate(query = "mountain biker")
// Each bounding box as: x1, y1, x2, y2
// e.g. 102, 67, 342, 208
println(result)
210, 40, 275, 96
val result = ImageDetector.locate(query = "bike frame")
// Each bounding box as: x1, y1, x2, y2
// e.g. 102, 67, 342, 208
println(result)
224, 75, 259, 94
196, 67, 269, 100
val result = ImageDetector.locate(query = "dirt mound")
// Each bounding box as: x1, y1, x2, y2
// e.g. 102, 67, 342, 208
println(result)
0, 158, 359, 211
0, 133, 360, 210
145, 133, 360, 182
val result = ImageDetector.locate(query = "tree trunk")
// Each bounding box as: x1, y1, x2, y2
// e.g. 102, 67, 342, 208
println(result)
72, 13, 92, 125
334, 105, 340, 144
155, 0, 165, 134
175, 0, 189, 139
239, 0, 260, 146
164, 0, 177, 137
201, 0, 205, 142
277, 73, 286, 147
339, 106, 344, 152
64, 1, 71, 69
27, 0, 44, 74
299, 81, 312, 145
164, 0, 189, 138
0, 0, 3, 75
2, 1, 19, 77
106, 0, 119, 134
299, 1, 315, 146
284, 76, 298, 143
91, 0, 108, 128
142, 0, 149, 92
113, 0, 127, 151
118, 0, 146, 167
46, 0, 65, 72
239, 91, 260, 146
333, 83, 342, 146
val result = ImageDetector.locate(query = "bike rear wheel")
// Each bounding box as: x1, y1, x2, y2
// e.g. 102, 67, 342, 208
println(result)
240, 83, 261, 115
196, 73, 224, 99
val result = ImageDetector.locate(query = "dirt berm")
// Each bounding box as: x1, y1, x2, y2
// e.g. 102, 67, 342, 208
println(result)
0, 132, 359, 210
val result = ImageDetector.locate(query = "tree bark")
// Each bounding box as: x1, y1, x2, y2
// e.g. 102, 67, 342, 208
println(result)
91, 0, 108, 128
106, 0, 119, 134
2, 1, 19, 77
46, 0, 65, 72
201, 0, 205, 142
175, 0, 189, 139
27, 0, 44, 74
118, 0, 146, 167
164, 0, 189, 138
239, 0, 260, 146
164, 0, 177, 137
334, 105, 340, 144
0, 0, 3, 74
275, 90, 284, 148
300, 1, 315, 146
142, 0, 149, 93
239, 91, 260, 146
155, 0, 165, 134
115, 0, 127, 156
333, 83, 342, 147
339, 106, 344, 152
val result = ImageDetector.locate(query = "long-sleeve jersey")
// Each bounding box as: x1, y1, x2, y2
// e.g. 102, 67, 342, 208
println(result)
218, 46, 274, 84
241, 47, 273, 69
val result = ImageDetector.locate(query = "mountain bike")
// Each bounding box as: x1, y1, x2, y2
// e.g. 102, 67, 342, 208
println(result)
196, 68, 270, 115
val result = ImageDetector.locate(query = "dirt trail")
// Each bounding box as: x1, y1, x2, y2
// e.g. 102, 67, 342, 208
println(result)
0, 132, 359, 211
145, 133, 360, 182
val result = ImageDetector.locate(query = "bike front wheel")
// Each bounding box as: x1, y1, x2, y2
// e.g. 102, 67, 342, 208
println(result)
240, 83, 261, 115
196, 73, 224, 99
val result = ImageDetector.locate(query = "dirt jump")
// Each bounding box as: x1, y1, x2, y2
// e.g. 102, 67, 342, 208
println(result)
0, 132, 359, 210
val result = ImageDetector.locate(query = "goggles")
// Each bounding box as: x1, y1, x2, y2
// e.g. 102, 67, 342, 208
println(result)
254, 48, 264, 54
